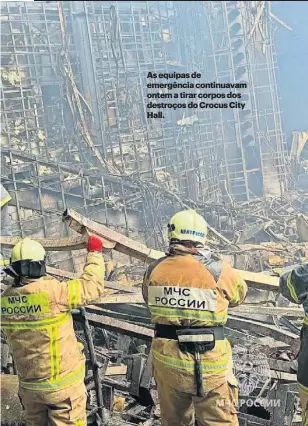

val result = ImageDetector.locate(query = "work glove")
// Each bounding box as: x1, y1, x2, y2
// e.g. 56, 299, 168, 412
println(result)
87, 235, 103, 253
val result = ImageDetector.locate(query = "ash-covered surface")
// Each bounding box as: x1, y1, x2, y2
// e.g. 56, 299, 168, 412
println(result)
1, 375, 26, 426
104, 413, 161, 426
104, 414, 134, 426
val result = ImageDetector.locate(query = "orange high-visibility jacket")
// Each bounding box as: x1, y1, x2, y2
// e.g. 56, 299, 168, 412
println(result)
142, 245, 248, 392
1, 252, 105, 392
280, 264, 308, 397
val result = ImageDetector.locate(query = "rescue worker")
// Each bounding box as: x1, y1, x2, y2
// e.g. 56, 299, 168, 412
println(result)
279, 263, 308, 426
143, 209, 248, 426
1, 235, 105, 426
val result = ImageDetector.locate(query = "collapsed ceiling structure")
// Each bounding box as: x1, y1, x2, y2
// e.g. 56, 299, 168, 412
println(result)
1, 1, 308, 426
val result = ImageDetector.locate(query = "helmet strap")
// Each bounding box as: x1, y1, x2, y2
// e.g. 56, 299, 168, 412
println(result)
170, 239, 204, 248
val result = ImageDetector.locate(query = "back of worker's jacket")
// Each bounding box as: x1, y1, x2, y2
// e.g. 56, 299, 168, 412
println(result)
1, 251, 105, 392
280, 263, 308, 323
143, 245, 248, 392
280, 264, 308, 396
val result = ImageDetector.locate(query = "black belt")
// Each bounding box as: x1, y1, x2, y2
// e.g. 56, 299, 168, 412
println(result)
155, 324, 225, 398
155, 324, 225, 340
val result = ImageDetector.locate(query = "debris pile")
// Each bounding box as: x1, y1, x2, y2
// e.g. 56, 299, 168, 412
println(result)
201, 192, 308, 276
205, 191, 308, 243
1, 204, 308, 426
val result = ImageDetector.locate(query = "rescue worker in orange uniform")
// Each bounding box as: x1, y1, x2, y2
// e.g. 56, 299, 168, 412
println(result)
143, 210, 248, 426
1, 235, 105, 426
279, 263, 308, 426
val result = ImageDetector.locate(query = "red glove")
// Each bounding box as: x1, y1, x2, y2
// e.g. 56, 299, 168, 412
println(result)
87, 235, 103, 252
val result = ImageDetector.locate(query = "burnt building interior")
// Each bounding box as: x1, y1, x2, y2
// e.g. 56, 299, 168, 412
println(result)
1, 1, 308, 426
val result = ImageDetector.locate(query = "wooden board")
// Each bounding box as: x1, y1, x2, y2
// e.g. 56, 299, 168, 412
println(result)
1, 210, 281, 292
0, 235, 87, 251
105, 364, 127, 376
64, 208, 281, 292
64, 208, 163, 261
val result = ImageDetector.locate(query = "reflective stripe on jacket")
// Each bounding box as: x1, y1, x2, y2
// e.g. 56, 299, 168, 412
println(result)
299, 383, 308, 395
0, 258, 9, 267
1, 251, 105, 392
0, 184, 11, 207
279, 264, 308, 392
142, 245, 247, 390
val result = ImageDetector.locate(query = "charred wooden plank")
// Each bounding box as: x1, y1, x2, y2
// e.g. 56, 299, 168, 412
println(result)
47, 266, 77, 279
46, 266, 140, 295
1, 212, 281, 291
236, 269, 279, 291
231, 305, 304, 317
63, 208, 280, 291
91, 294, 144, 305
105, 364, 127, 376
238, 413, 270, 425
267, 359, 296, 373
86, 309, 299, 351
227, 315, 300, 349
31, 265, 291, 309
63, 208, 162, 261
271, 370, 297, 381
86, 312, 154, 341
0, 235, 87, 251
93, 298, 302, 318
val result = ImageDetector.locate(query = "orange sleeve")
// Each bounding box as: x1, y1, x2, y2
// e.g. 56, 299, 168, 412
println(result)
217, 264, 248, 307
55, 252, 105, 311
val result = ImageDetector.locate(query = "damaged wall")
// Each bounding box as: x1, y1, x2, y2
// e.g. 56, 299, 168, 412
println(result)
1, 1, 289, 215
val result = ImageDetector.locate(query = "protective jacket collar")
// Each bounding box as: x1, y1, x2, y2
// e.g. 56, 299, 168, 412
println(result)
167, 244, 212, 260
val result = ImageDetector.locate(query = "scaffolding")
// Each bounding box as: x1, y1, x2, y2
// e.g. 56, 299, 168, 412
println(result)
1, 1, 289, 255
204, 1, 288, 201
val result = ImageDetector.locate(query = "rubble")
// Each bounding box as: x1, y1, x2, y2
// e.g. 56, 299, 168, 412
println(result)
2, 207, 307, 426
63, 208, 308, 426
0, 1, 307, 424
1, 375, 26, 426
